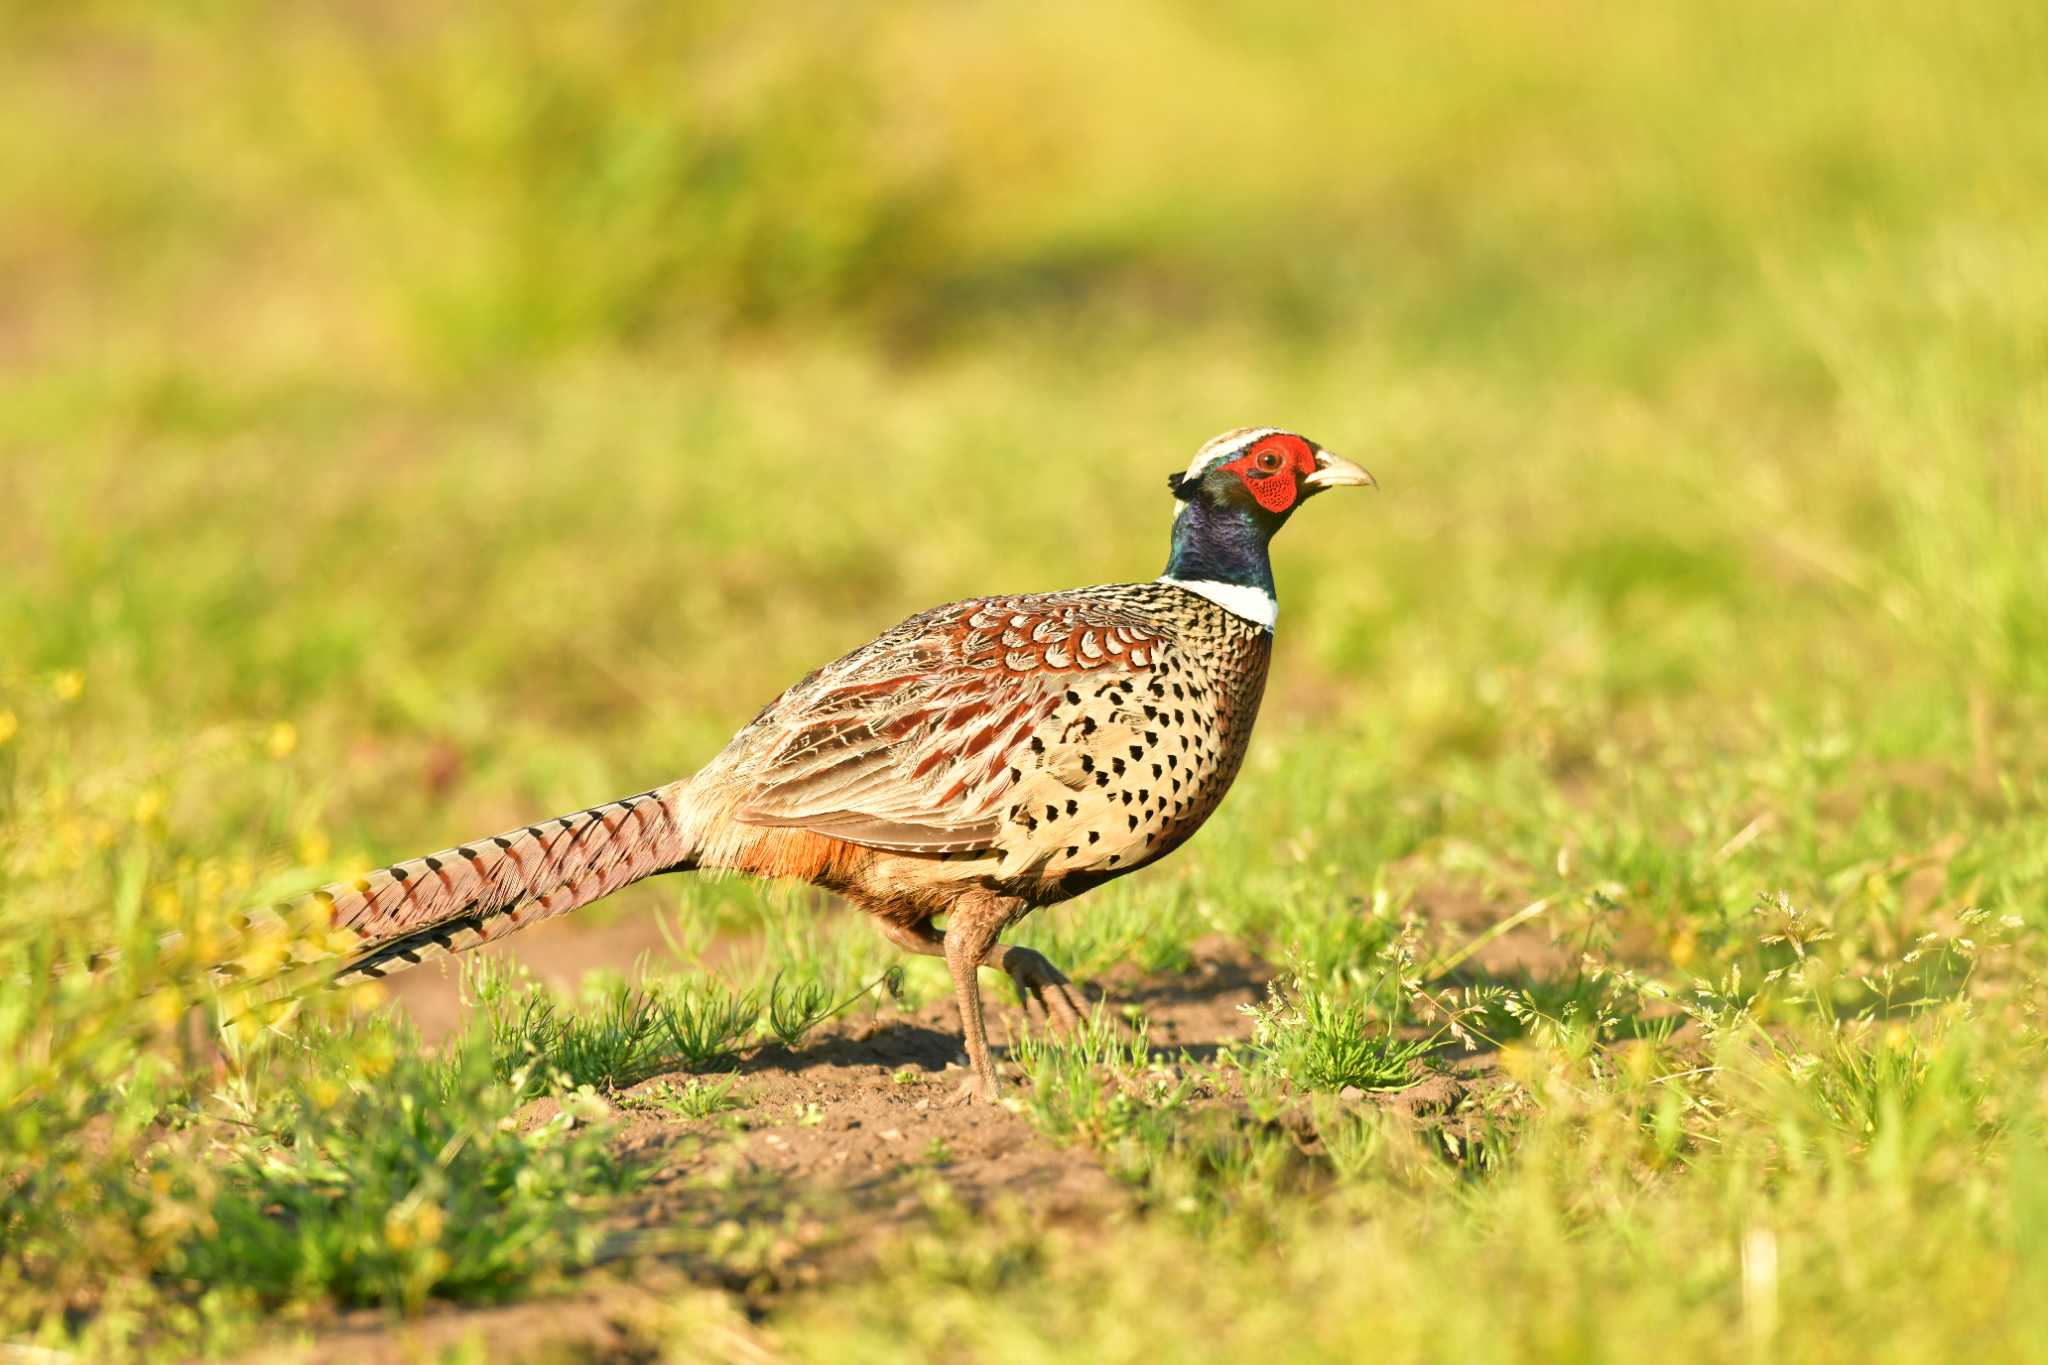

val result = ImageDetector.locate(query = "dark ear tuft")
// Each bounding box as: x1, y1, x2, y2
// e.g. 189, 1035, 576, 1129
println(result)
1167, 471, 1190, 499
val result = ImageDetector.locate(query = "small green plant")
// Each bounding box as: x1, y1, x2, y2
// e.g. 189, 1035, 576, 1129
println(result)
766, 971, 837, 1049
188, 1021, 632, 1314
657, 979, 763, 1073
625, 1077, 750, 1121
467, 958, 760, 1093
1011, 1008, 1191, 1153
1245, 918, 1499, 1095
1243, 979, 1438, 1094
765, 965, 908, 1051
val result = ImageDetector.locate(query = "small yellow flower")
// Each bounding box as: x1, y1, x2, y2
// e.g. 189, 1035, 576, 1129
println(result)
237, 929, 291, 977
133, 787, 166, 827
0, 709, 17, 746
1498, 1042, 1540, 1085
297, 828, 332, 866
149, 987, 188, 1030
266, 721, 299, 759
384, 1207, 419, 1252
52, 669, 85, 701
413, 1203, 446, 1246
319, 925, 362, 957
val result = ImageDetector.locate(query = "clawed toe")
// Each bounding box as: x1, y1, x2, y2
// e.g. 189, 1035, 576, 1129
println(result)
1003, 948, 1087, 1033
1033, 977, 1085, 1031
954, 1071, 1002, 1104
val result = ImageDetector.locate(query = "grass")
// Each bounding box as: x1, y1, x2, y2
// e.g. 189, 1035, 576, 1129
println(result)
1242, 978, 1444, 1095
4, 0, 2048, 1358
469, 958, 762, 1094
189, 1028, 630, 1316
623, 1076, 751, 1124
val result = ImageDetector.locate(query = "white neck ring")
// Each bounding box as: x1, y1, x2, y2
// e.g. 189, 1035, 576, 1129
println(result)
1158, 576, 1278, 630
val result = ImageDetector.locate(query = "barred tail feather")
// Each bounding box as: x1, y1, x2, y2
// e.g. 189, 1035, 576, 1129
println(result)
315, 782, 698, 987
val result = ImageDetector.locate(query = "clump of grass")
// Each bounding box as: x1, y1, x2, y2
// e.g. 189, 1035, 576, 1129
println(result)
1244, 923, 1487, 1095
187, 1023, 630, 1314
467, 958, 760, 1094
763, 964, 907, 1050
657, 979, 763, 1073
1243, 981, 1440, 1094
766, 971, 837, 1049
625, 1076, 750, 1122
465, 955, 910, 1100
1011, 1009, 1191, 1156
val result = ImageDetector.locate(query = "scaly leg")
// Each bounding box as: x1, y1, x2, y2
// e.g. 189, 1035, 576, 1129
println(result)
872, 915, 1084, 1032
939, 893, 1022, 1101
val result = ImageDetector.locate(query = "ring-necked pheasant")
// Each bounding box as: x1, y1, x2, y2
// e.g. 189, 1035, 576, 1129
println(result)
304, 428, 1372, 1098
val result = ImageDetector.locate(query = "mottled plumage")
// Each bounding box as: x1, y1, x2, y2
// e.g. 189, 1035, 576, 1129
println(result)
289, 428, 1373, 1098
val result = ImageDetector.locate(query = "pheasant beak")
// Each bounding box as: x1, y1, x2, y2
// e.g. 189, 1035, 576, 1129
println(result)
1303, 450, 1377, 492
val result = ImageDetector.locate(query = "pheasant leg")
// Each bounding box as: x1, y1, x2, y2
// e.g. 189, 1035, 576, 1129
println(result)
936, 894, 1019, 1100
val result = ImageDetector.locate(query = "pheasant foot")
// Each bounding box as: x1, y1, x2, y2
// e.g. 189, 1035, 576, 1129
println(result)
988, 944, 1086, 1032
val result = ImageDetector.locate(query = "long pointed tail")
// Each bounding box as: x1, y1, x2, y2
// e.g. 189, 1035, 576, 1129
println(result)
312, 782, 698, 987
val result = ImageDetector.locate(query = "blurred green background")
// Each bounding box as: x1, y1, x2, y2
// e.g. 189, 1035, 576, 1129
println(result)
5, 0, 2044, 856
2, 0, 2045, 974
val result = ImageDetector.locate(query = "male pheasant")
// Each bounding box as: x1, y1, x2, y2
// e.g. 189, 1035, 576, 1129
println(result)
305, 429, 1372, 1098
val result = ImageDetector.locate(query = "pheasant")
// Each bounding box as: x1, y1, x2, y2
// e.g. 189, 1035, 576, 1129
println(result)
302, 428, 1372, 1098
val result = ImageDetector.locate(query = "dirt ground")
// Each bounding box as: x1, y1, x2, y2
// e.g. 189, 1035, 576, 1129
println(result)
279, 895, 1558, 1364
285, 932, 1282, 1363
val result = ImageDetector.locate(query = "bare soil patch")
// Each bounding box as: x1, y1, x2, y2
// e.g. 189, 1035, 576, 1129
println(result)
281, 936, 1278, 1361
599, 932, 1278, 1259
283, 933, 1545, 1361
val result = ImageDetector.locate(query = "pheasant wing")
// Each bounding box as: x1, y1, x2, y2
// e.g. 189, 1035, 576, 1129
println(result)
716, 593, 1169, 853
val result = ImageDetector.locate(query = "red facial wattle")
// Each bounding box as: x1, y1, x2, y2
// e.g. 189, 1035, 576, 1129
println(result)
1219, 435, 1317, 513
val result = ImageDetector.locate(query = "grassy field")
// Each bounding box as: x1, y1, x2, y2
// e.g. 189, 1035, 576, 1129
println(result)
4, 0, 2048, 1359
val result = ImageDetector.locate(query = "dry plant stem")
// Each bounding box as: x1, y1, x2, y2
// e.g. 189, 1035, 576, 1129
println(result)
1423, 895, 1557, 983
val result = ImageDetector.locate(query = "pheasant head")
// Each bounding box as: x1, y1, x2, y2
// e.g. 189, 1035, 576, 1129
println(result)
1160, 427, 1373, 627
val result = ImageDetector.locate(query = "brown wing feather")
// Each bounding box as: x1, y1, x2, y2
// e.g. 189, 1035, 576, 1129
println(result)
712, 592, 1169, 851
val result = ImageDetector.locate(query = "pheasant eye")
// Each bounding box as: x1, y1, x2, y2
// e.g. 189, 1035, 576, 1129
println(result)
1255, 449, 1284, 473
